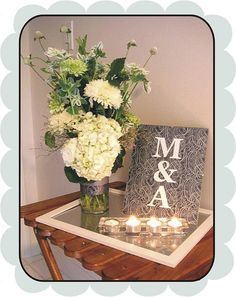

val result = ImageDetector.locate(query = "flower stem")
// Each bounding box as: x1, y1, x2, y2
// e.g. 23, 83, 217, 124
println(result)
31, 56, 48, 63
69, 97, 75, 114
39, 38, 46, 52
125, 48, 129, 58
65, 33, 71, 52
126, 54, 153, 101
143, 54, 152, 67
30, 65, 53, 89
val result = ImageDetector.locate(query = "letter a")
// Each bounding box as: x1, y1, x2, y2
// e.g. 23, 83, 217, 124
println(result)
147, 185, 170, 208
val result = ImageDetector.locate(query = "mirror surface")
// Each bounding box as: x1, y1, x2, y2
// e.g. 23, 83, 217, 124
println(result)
53, 192, 210, 256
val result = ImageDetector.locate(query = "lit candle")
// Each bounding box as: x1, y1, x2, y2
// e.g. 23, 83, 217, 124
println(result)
104, 219, 120, 233
167, 217, 182, 228
126, 216, 141, 233
147, 217, 162, 234
159, 217, 168, 223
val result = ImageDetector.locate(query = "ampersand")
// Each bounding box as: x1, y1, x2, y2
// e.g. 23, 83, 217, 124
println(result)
153, 161, 177, 183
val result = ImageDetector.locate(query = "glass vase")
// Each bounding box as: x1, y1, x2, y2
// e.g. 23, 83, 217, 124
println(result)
79, 177, 109, 214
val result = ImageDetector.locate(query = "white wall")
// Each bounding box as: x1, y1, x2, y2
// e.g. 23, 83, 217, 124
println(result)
21, 16, 213, 212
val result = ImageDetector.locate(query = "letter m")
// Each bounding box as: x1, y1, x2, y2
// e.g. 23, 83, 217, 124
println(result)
152, 137, 183, 159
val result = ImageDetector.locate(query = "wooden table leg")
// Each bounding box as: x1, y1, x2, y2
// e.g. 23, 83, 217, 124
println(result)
34, 228, 63, 280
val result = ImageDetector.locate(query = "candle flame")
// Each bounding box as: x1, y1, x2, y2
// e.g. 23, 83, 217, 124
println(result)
147, 217, 161, 227
168, 217, 182, 228
126, 215, 140, 226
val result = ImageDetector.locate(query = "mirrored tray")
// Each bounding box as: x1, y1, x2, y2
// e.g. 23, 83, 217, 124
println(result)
36, 189, 213, 267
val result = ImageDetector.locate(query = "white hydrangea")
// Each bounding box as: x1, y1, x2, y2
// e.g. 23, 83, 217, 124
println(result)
61, 113, 122, 181
84, 79, 123, 109
48, 110, 84, 134
61, 138, 77, 166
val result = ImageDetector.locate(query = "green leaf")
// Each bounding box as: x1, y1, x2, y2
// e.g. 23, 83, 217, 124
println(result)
105, 108, 114, 118
86, 57, 96, 79
40, 67, 51, 73
64, 166, 81, 183
96, 104, 105, 115
112, 147, 126, 173
93, 47, 106, 58
80, 97, 87, 105
66, 131, 78, 138
106, 58, 125, 81
64, 166, 94, 183
66, 105, 79, 114
76, 35, 88, 55
44, 131, 56, 148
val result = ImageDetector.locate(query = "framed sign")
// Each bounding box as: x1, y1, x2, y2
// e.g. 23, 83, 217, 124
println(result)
123, 125, 208, 224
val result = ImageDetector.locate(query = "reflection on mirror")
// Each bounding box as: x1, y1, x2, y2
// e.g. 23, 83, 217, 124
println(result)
53, 192, 210, 256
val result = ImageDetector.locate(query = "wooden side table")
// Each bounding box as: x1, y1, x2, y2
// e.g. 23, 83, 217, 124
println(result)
20, 182, 214, 281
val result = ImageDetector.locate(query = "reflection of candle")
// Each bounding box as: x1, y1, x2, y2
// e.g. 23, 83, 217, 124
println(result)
167, 217, 182, 228
104, 219, 119, 233
126, 216, 141, 233
147, 217, 161, 234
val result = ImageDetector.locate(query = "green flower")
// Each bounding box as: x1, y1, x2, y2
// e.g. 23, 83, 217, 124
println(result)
48, 92, 65, 114
60, 58, 87, 76
125, 112, 141, 127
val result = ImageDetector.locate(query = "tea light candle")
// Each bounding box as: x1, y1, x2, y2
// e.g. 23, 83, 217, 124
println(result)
125, 216, 141, 233
104, 219, 119, 233
167, 217, 182, 228
147, 217, 162, 234
159, 217, 168, 223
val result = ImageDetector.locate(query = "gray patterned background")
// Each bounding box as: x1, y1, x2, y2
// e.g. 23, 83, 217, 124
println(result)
123, 125, 208, 224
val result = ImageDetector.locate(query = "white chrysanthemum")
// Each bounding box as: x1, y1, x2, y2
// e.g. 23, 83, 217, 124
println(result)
84, 79, 122, 109
61, 113, 122, 181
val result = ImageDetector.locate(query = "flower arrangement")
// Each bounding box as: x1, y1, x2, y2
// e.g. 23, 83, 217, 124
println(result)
22, 26, 157, 189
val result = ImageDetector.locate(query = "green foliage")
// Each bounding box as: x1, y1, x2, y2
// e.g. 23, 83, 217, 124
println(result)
93, 46, 106, 58
106, 58, 126, 85
105, 108, 114, 118
66, 105, 79, 114
48, 91, 64, 114
76, 35, 88, 55
64, 166, 94, 183
112, 147, 126, 173
44, 131, 56, 148
67, 131, 78, 138
90, 102, 105, 116
95, 63, 106, 79
86, 57, 96, 79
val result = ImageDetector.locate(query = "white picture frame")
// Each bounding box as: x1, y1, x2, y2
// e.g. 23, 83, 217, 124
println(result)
36, 189, 213, 268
